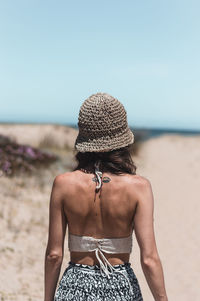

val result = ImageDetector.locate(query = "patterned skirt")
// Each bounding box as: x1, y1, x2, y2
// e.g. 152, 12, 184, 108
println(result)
54, 261, 143, 301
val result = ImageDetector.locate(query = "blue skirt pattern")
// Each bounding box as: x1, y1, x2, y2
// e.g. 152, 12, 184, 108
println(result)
54, 261, 143, 301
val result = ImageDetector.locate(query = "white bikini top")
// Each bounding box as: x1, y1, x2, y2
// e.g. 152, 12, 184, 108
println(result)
68, 232, 133, 266
68, 161, 134, 295
68, 233, 132, 254
68, 232, 134, 295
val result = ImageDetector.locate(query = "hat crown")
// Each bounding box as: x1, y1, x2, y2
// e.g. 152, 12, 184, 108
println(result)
75, 93, 134, 152
78, 93, 128, 137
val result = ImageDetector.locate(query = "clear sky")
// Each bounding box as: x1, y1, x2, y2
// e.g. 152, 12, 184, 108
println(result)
0, 0, 200, 130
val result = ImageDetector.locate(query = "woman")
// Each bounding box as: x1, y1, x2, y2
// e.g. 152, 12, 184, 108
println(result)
44, 93, 168, 301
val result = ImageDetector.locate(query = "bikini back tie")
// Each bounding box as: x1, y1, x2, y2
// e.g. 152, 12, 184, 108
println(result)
68, 233, 133, 295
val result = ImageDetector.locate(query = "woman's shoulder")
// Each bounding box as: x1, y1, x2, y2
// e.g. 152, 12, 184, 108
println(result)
130, 174, 153, 205
52, 170, 84, 189
126, 173, 152, 186
53, 170, 78, 184
50, 171, 81, 200
124, 174, 153, 199
133, 174, 151, 185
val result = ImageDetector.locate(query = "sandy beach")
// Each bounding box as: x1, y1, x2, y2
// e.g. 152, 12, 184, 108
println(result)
0, 124, 199, 301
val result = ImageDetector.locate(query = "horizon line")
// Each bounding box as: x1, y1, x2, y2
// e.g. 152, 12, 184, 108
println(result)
0, 121, 200, 134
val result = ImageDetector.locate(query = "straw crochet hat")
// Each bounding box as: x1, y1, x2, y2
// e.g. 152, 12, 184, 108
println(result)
74, 93, 134, 152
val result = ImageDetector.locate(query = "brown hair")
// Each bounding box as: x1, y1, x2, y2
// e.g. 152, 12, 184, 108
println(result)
73, 144, 137, 175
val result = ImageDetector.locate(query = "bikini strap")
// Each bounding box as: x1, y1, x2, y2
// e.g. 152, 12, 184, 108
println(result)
94, 160, 103, 190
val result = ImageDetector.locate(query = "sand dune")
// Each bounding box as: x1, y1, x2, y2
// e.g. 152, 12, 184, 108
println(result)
0, 123, 78, 150
0, 124, 199, 300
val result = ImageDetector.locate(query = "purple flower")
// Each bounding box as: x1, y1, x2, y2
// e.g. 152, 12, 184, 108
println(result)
17, 146, 24, 154
25, 146, 37, 158
2, 160, 11, 171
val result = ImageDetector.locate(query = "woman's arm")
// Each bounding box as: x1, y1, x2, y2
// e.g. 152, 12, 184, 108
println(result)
44, 175, 67, 301
133, 176, 168, 301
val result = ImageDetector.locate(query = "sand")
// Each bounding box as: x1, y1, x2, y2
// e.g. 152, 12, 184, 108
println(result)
0, 124, 199, 301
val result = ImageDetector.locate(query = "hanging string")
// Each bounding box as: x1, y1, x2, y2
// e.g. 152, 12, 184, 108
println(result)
94, 160, 103, 191
95, 246, 134, 296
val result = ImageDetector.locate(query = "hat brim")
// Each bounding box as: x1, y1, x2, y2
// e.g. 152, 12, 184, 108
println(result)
74, 128, 134, 153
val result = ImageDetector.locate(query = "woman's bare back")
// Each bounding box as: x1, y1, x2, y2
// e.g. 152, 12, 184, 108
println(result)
61, 170, 141, 265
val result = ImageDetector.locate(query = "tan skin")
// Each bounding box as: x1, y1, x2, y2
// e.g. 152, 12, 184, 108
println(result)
44, 170, 168, 301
